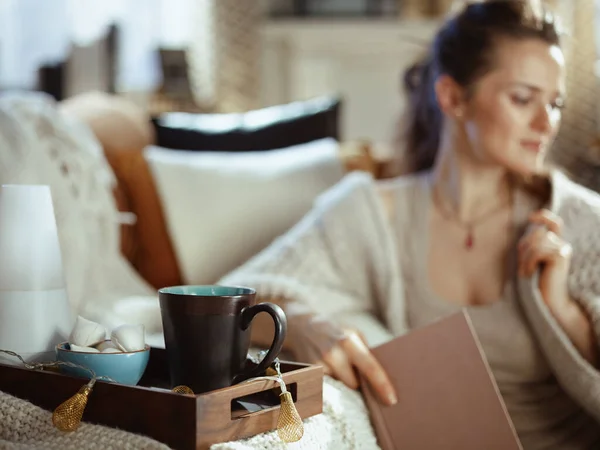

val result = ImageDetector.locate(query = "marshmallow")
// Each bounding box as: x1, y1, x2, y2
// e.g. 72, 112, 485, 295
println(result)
69, 316, 107, 347
101, 347, 122, 354
69, 344, 100, 353
95, 340, 122, 353
111, 324, 146, 352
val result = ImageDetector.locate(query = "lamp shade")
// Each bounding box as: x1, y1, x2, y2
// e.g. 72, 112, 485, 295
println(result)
0, 185, 74, 364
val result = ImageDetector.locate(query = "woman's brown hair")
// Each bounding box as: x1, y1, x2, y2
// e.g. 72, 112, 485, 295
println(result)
400, 0, 561, 173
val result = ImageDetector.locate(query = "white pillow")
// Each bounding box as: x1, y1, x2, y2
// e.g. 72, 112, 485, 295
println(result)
144, 138, 345, 285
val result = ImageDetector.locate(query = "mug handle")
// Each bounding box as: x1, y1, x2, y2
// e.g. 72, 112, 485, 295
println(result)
233, 302, 287, 383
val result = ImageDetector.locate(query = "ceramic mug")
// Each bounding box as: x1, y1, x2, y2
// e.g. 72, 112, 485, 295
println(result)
158, 285, 287, 393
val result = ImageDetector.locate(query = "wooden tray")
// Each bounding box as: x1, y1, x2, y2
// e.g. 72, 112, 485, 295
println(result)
0, 348, 324, 449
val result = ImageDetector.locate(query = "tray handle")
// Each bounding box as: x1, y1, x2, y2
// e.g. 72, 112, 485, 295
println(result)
197, 377, 297, 426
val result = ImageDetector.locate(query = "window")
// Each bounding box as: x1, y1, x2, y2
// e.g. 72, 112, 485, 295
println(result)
0, 0, 198, 93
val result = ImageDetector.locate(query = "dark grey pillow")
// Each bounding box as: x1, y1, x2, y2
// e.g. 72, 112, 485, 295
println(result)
151, 95, 341, 152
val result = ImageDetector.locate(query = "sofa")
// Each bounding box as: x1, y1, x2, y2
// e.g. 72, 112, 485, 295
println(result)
57, 91, 388, 353
59, 92, 382, 292
0, 91, 383, 450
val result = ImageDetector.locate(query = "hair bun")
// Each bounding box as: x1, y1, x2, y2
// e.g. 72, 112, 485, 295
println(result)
403, 63, 423, 92
403, 57, 434, 94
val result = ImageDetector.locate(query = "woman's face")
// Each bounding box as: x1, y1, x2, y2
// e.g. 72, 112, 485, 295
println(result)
460, 37, 566, 176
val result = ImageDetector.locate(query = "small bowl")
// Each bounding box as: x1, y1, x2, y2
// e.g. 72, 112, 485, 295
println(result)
55, 341, 150, 386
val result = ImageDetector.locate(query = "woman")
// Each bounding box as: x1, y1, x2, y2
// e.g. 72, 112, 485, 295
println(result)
220, 1, 600, 447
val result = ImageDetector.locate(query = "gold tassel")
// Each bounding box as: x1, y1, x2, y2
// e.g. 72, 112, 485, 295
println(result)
172, 385, 194, 395
265, 358, 304, 442
277, 391, 304, 443
52, 383, 93, 432
265, 367, 282, 395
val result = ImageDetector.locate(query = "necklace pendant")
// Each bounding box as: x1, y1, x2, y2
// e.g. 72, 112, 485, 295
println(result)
465, 231, 474, 250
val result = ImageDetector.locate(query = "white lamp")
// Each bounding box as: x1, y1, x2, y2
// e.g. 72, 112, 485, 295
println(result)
0, 185, 74, 365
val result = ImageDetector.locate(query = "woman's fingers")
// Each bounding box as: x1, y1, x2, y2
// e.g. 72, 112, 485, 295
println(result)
322, 343, 359, 389
320, 329, 398, 407
518, 224, 572, 277
528, 209, 563, 235
341, 332, 398, 406
315, 360, 333, 376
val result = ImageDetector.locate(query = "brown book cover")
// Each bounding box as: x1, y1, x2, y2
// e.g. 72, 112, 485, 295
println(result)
361, 310, 522, 450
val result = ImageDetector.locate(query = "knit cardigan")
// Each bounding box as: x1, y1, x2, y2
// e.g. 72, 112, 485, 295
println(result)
219, 169, 600, 424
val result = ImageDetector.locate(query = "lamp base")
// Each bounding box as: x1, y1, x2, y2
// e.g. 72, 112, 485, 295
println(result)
0, 289, 73, 359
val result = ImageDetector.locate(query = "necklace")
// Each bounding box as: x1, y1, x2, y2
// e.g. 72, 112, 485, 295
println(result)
431, 187, 512, 250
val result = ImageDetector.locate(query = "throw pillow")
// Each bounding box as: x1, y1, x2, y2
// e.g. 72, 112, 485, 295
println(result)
151, 95, 341, 152
144, 138, 345, 284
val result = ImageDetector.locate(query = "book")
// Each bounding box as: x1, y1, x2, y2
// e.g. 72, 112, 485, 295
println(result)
361, 310, 522, 450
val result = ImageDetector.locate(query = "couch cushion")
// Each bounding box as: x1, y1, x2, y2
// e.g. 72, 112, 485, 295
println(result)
151, 96, 341, 152
144, 138, 345, 285
59, 92, 183, 289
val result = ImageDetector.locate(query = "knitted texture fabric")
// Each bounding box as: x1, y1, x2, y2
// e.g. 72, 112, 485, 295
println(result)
553, 176, 600, 344
0, 390, 170, 450
219, 173, 407, 346
211, 377, 380, 450
220, 170, 600, 425
0, 92, 159, 334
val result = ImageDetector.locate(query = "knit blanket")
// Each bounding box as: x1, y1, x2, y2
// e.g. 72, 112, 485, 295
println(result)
0, 389, 170, 450
0, 377, 379, 450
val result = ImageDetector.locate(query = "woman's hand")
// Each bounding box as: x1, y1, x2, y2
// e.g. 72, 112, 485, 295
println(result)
517, 209, 572, 310
518, 209, 598, 365
286, 313, 397, 406
318, 329, 398, 407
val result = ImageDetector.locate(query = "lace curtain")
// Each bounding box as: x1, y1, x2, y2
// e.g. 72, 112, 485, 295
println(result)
187, 0, 263, 112
547, 0, 600, 192
0, 0, 262, 112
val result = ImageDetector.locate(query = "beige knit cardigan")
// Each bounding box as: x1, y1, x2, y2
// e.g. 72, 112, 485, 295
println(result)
219, 169, 600, 424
